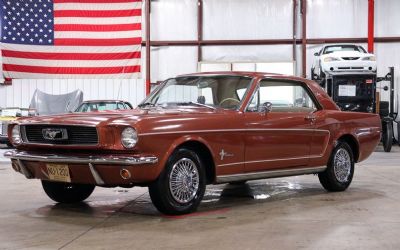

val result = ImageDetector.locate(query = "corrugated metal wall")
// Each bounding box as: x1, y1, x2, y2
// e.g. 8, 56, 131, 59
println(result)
0, 79, 145, 108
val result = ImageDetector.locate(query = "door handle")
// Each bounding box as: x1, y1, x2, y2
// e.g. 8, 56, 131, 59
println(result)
304, 115, 316, 122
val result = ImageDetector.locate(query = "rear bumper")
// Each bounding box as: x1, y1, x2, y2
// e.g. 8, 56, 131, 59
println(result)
4, 150, 159, 186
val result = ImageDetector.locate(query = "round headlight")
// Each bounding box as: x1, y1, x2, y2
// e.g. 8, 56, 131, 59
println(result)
11, 125, 22, 145
121, 127, 138, 149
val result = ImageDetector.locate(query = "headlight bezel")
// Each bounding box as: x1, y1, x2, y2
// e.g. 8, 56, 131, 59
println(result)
362, 56, 376, 61
121, 127, 138, 149
11, 125, 22, 145
324, 57, 340, 62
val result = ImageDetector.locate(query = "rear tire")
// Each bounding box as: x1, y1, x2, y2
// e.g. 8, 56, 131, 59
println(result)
382, 121, 393, 153
42, 180, 95, 203
149, 148, 206, 215
318, 141, 354, 192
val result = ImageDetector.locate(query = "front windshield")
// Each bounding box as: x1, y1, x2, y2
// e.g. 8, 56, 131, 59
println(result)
75, 102, 123, 112
323, 45, 366, 54
144, 76, 252, 110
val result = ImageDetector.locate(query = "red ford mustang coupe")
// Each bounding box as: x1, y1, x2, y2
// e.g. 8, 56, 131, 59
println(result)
5, 72, 381, 215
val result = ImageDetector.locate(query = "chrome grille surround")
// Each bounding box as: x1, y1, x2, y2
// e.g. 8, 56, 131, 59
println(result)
21, 124, 99, 145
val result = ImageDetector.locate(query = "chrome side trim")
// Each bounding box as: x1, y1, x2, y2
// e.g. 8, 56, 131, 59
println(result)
141, 128, 330, 136
216, 166, 326, 183
217, 154, 325, 167
4, 150, 158, 166
88, 163, 105, 185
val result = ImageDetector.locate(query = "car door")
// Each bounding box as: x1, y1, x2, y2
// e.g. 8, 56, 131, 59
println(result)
244, 79, 318, 173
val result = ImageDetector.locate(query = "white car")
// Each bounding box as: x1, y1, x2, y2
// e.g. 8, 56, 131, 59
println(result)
311, 44, 377, 79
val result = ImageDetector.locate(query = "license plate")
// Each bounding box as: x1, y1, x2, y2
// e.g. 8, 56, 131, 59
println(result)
46, 164, 71, 183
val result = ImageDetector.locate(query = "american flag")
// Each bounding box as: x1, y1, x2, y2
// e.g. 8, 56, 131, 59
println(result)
1, 0, 142, 79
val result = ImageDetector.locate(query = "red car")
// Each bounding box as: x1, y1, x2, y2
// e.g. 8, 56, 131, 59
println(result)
5, 72, 381, 215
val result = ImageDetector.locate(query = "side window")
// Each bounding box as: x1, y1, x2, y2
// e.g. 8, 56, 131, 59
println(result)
247, 80, 317, 113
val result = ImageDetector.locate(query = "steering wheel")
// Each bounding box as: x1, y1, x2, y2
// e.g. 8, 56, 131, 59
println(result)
219, 98, 240, 108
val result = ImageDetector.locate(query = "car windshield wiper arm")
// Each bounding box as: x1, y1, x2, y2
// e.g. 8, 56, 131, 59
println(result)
174, 102, 216, 110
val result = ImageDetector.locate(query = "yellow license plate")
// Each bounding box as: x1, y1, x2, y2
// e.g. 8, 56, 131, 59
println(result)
46, 164, 71, 183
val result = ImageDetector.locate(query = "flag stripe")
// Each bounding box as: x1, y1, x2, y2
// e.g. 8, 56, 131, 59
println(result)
0, 72, 141, 79
54, 30, 141, 39
54, 23, 141, 32
54, 38, 142, 46
55, 2, 141, 11
54, 16, 141, 25
2, 50, 141, 60
1, 44, 140, 53
4, 64, 141, 74
54, 0, 141, 3
3, 57, 141, 67
54, 9, 141, 18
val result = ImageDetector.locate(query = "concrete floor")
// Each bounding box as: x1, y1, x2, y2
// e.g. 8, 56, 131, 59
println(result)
0, 145, 400, 250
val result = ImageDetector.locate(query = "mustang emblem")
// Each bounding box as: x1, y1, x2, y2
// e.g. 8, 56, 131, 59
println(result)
219, 149, 234, 161
42, 128, 68, 140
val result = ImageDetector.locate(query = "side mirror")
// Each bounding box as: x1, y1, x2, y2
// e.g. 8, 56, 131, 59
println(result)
258, 102, 272, 114
314, 52, 319, 56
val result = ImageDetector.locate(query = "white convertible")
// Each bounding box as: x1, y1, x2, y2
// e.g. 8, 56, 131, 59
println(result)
311, 44, 376, 80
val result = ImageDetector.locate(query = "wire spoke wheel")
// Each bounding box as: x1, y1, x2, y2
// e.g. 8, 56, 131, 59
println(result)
333, 148, 351, 183
169, 158, 200, 204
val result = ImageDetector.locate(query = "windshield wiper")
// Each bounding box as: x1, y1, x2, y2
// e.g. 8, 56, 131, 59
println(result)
174, 102, 216, 110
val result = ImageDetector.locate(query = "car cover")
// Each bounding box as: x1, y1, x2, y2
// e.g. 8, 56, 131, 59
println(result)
29, 89, 83, 115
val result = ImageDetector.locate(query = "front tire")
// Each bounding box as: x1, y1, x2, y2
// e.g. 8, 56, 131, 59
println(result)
149, 148, 206, 215
318, 141, 354, 192
42, 180, 95, 203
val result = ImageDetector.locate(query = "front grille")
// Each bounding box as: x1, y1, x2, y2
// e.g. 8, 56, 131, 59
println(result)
22, 125, 98, 145
342, 57, 360, 60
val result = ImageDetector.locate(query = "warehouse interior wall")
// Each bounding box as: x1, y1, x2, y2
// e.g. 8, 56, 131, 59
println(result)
147, 0, 400, 111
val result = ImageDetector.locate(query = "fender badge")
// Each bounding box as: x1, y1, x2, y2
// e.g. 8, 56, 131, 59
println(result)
219, 149, 234, 161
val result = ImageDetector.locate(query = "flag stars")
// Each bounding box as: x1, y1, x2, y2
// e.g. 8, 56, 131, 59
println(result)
3, 0, 54, 45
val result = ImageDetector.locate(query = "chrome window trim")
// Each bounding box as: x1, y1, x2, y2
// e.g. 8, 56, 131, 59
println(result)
243, 78, 323, 113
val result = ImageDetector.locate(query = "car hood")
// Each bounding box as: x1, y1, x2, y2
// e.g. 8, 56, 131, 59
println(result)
321, 51, 374, 59
15, 107, 220, 127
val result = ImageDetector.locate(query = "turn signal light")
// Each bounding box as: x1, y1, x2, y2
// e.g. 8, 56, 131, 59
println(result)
120, 168, 132, 180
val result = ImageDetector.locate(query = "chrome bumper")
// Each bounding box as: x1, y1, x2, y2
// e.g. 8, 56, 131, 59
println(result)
5, 150, 159, 185
4, 150, 158, 165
